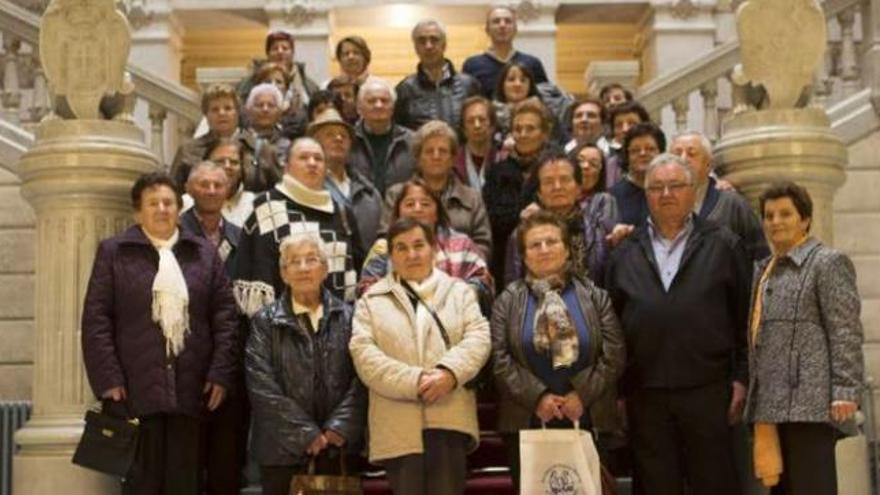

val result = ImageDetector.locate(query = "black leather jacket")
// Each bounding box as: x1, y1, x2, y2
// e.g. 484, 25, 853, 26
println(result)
394, 59, 482, 130
245, 289, 366, 466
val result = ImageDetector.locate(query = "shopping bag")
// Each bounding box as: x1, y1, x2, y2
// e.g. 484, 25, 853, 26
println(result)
520, 421, 602, 495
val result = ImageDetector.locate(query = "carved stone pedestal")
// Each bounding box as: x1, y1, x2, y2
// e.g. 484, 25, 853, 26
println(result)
715, 107, 847, 244
13, 120, 158, 495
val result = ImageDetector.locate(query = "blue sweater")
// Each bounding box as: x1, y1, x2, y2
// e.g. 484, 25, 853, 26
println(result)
462, 51, 549, 98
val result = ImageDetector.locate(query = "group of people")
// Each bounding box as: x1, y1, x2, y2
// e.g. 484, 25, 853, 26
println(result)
80, 5, 865, 495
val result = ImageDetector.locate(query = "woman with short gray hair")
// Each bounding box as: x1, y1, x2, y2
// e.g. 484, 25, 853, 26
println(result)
245, 232, 366, 495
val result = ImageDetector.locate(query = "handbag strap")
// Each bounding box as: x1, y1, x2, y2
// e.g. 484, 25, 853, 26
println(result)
100, 399, 137, 422
400, 279, 451, 350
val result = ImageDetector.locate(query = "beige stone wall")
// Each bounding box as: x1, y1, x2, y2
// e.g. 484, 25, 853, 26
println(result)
0, 167, 34, 400
834, 131, 880, 415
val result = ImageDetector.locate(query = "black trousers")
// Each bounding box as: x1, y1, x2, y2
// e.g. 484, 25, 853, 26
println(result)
628, 381, 739, 495
383, 429, 469, 495
202, 388, 250, 495
121, 413, 201, 495
769, 422, 838, 495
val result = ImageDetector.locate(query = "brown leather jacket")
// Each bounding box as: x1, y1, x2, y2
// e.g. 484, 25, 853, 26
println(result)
490, 277, 625, 433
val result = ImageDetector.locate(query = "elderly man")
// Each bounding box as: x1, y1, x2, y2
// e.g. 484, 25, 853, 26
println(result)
606, 153, 751, 495
670, 131, 768, 262
179, 161, 248, 495
394, 19, 481, 130
349, 78, 415, 194
233, 137, 362, 317
308, 108, 383, 250
463, 6, 548, 98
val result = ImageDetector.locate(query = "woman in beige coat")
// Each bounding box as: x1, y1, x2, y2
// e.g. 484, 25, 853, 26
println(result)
350, 217, 491, 495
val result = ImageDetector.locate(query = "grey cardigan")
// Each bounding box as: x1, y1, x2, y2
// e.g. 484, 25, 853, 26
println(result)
745, 237, 864, 424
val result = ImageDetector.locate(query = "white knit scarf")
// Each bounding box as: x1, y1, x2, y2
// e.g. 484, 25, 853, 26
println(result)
144, 228, 190, 357
279, 173, 335, 214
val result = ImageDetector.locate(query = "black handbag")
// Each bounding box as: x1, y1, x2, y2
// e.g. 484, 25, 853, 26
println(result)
71, 401, 140, 478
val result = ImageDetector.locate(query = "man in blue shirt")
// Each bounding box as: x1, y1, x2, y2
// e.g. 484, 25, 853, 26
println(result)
463, 6, 549, 98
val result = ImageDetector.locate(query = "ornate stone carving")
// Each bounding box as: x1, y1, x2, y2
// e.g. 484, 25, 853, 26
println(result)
515, 0, 541, 23
670, 0, 699, 20
39, 0, 133, 120
116, 0, 155, 30
736, 0, 826, 109
280, 0, 319, 27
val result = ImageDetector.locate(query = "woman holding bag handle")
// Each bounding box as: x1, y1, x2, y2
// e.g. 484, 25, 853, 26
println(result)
490, 210, 625, 490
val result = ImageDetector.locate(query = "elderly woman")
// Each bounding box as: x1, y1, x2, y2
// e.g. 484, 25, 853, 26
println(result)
82, 172, 238, 493
246, 232, 365, 495
383, 119, 492, 259
491, 210, 625, 488
484, 97, 558, 285
358, 178, 493, 309
251, 61, 308, 140
505, 150, 617, 287
350, 217, 491, 495
245, 82, 292, 171
747, 181, 864, 494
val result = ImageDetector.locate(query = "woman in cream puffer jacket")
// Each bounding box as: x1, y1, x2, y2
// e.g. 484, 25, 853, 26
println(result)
350, 217, 491, 494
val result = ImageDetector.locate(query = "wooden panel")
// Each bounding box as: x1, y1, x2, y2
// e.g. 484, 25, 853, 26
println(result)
555, 23, 640, 96
181, 29, 266, 89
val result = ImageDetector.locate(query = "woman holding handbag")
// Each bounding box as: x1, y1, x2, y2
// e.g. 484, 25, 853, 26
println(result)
81, 172, 239, 494
490, 210, 625, 490
349, 217, 491, 495
245, 232, 366, 495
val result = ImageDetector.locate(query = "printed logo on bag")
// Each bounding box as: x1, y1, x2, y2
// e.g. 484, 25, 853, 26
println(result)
541, 464, 584, 495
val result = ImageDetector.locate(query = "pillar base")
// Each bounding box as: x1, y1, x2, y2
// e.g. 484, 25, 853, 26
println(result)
715, 107, 848, 243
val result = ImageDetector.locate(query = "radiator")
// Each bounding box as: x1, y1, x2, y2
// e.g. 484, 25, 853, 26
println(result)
0, 401, 31, 495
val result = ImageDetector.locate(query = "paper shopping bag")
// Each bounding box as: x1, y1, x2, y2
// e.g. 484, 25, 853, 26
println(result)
520, 422, 602, 495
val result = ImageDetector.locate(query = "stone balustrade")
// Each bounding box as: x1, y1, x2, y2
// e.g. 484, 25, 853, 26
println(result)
635, 0, 868, 140
0, 0, 201, 165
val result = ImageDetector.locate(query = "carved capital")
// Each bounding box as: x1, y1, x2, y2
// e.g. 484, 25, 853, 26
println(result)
670, 0, 699, 19
279, 0, 321, 27
116, 0, 155, 30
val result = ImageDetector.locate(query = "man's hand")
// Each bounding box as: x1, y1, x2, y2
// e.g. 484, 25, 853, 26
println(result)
715, 178, 735, 191
101, 386, 127, 402
520, 202, 541, 220
306, 433, 328, 456
606, 224, 635, 247
728, 381, 746, 425
561, 391, 584, 422
831, 401, 858, 423
324, 429, 346, 448
203, 382, 227, 411
418, 369, 456, 404
535, 393, 566, 423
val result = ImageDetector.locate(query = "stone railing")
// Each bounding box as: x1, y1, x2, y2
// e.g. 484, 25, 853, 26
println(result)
0, 0, 201, 167
636, 0, 873, 141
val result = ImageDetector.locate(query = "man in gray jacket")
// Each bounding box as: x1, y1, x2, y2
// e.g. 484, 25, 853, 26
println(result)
671, 131, 769, 262
349, 78, 416, 195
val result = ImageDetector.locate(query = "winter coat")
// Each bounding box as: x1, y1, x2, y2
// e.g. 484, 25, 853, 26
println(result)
81, 225, 239, 418
490, 278, 625, 433
745, 238, 864, 424
179, 208, 241, 277
349, 122, 416, 195
246, 290, 366, 466
394, 60, 482, 131
349, 271, 491, 462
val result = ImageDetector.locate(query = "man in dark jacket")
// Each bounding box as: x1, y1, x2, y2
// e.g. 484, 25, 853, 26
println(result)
394, 19, 482, 131
180, 161, 248, 495
606, 154, 751, 495
462, 6, 549, 98
349, 78, 416, 195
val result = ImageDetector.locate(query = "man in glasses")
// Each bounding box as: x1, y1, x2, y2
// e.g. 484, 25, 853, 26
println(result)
605, 153, 752, 495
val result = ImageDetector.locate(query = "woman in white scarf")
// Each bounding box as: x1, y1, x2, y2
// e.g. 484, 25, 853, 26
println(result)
350, 217, 491, 495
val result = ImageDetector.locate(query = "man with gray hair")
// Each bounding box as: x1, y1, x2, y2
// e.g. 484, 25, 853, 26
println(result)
606, 153, 751, 495
670, 130, 768, 262
349, 78, 416, 194
394, 19, 481, 130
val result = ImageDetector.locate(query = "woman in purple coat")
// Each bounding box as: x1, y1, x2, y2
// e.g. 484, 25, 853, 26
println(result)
81, 172, 239, 494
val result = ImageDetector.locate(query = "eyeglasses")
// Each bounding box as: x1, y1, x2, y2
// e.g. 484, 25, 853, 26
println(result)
285, 256, 322, 269
646, 182, 692, 195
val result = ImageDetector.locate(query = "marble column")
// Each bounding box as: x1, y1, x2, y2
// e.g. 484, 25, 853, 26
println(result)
715, 108, 847, 244
514, 0, 559, 82
13, 120, 158, 494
